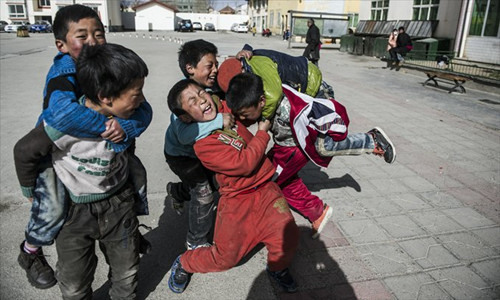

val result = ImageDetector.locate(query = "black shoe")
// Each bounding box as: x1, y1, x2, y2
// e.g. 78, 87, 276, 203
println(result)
368, 127, 396, 163
267, 267, 297, 293
17, 242, 57, 289
166, 182, 184, 215
168, 255, 190, 293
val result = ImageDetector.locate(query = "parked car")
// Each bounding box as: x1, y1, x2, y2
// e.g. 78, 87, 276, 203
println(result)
4, 21, 31, 33
235, 24, 248, 33
177, 19, 193, 32
204, 23, 215, 31
30, 20, 52, 33
192, 22, 202, 30
230, 23, 239, 32
0, 20, 8, 32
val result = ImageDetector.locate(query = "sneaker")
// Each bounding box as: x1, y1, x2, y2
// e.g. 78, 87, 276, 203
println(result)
17, 242, 57, 289
267, 267, 298, 293
168, 255, 190, 293
166, 182, 184, 215
186, 241, 212, 251
311, 204, 333, 239
368, 127, 396, 164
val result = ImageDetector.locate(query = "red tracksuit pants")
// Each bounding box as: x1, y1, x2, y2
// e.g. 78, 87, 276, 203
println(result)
180, 181, 299, 273
268, 144, 325, 223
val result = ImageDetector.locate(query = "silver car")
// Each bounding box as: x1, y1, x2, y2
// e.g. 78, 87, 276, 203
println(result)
4, 21, 31, 33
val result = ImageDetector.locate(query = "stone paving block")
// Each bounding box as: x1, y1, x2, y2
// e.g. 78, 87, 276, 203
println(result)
428, 266, 494, 299
349, 280, 393, 300
442, 207, 496, 229
384, 273, 451, 300
418, 191, 463, 208
399, 176, 439, 193
378, 164, 417, 178
409, 210, 464, 234
472, 227, 500, 250
358, 196, 403, 217
375, 215, 427, 239
337, 219, 390, 244
369, 178, 411, 195
343, 180, 382, 198
398, 237, 460, 269
437, 231, 499, 260
297, 223, 350, 250
352, 165, 390, 180
475, 170, 500, 185
330, 200, 369, 222
471, 258, 500, 285
420, 173, 465, 189
326, 247, 378, 283
389, 193, 432, 211
357, 243, 422, 277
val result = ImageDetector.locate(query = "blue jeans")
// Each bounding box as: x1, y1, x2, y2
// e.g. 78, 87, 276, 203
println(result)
165, 153, 215, 246
25, 154, 148, 247
316, 132, 375, 156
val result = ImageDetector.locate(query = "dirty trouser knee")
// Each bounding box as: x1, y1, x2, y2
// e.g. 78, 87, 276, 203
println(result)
25, 164, 68, 246
316, 132, 374, 157
55, 186, 139, 300
187, 181, 215, 245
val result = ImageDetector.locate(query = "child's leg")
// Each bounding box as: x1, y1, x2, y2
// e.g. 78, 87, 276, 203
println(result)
165, 155, 215, 248
128, 154, 148, 216
316, 127, 396, 163
20, 164, 67, 289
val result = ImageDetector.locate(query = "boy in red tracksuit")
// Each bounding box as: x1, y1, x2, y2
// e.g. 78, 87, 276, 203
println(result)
166, 76, 300, 294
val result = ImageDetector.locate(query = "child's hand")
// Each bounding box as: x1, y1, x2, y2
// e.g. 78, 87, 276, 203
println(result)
102, 119, 125, 143
258, 119, 272, 132
236, 50, 252, 60
222, 113, 235, 129
27, 197, 33, 203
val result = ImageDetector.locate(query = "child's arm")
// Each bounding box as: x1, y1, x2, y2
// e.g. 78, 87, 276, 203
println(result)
193, 121, 271, 176
13, 124, 55, 199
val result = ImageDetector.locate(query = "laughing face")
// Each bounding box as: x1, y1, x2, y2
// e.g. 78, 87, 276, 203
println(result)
186, 53, 218, 88
179, 84, 217, 123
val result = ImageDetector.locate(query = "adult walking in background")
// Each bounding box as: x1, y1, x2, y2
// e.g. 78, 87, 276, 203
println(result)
303, 18, 321, 66
389, 26, 413, 66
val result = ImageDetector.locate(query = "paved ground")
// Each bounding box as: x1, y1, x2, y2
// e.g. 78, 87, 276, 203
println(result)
1, 30, 499, 300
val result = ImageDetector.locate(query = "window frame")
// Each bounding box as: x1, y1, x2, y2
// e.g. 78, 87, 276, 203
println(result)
8, 4, 26, 19
412, 0, 440, 21
38, 0, 51, 8
370, 0, 389, 21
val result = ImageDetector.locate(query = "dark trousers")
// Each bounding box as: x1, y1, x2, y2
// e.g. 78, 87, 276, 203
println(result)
165, 153, 216, 245
389, 46, 410, 61
55, 184, 139, 300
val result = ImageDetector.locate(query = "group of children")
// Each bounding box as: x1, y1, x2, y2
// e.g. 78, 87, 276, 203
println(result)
12, 4, 396, 298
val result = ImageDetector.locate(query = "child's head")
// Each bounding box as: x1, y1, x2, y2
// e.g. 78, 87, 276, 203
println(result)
178, 39, 218, 88
53, 4, 106, 60
76, 43, 148, 119
225, 73, 265, 121
167, 79, 217, 123
217, 57, 244, 93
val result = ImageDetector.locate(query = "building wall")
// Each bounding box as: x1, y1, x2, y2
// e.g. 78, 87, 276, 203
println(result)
135, 4, 175, 31
248, 0, 268, 33
344, 0, 360, 14
267, 0, 297, 35
464, 36, 500, 64
298, 0, 344, 13
387, 0, 413, 20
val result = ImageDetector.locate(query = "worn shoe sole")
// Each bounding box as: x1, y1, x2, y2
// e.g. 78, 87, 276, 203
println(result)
312, 206, 333, 239
373, 127, 396, 164
18, 256, 57, 289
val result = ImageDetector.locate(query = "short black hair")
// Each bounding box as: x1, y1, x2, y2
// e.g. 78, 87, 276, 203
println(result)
225, 73, 264, 112
178, 39, 218, 78
398, 26, 405, 31
53, 4, 104, 41
76, 43, 148, 106
167, 79, 201, 116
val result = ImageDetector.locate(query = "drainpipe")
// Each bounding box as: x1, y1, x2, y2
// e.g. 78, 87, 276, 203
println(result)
458, 0, 474, 58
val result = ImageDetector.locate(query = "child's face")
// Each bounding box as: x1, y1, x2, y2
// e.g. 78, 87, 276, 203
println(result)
101, 78, 145, 119
235, 96, 265, 121
56, 17, 106, 60
186, 53, 218, 88
179, 84, 217, 123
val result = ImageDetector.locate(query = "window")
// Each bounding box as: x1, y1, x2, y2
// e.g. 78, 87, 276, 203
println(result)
277, 12, 281, 26
412, 0, 440, 21
470, 0, 500, 37
270, 10, 274, 27
38, 0, 50, 7
8, 4, 26, 18
371, 0, 389, 21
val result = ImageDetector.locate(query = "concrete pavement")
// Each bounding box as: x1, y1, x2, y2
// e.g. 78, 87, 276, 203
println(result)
1, 30, 499, 299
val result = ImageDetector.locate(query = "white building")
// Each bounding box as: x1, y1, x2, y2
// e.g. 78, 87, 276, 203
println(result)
134, 0, 178, 31
0, 0, 122, 31
359, 0, 500, 64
